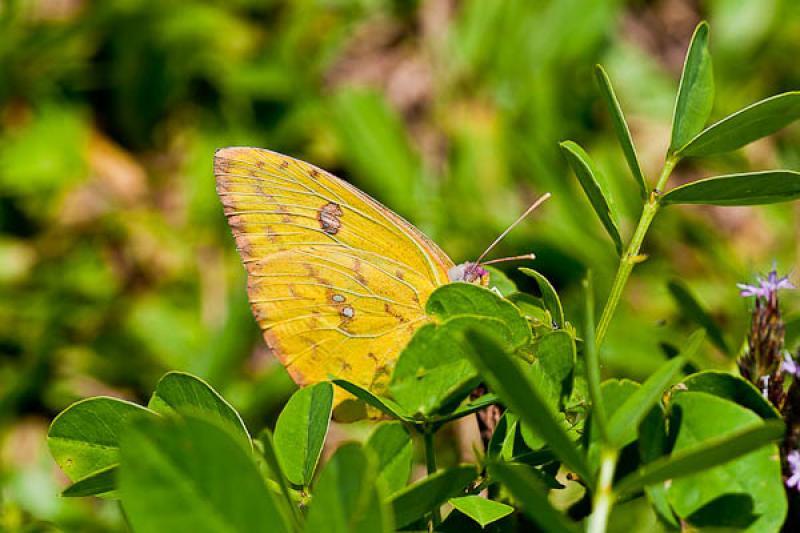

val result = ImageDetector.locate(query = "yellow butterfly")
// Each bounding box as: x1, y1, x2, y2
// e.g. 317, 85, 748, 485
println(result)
214, 146, 545, 417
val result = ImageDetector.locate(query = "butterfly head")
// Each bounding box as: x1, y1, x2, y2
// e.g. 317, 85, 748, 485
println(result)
448, 262, 490, 286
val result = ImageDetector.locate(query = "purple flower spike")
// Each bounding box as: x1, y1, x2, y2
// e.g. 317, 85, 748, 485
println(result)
787, 450, 800, 489
738, 269, 795, 299
784, 352, 800, 377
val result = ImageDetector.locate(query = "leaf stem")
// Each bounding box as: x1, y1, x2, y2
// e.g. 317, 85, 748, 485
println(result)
594, 156, 679, 348
587, 448, 619, 533
423, 429, 442, 528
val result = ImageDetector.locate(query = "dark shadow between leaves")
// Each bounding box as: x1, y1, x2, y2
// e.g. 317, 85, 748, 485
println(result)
686, 493, 758, 529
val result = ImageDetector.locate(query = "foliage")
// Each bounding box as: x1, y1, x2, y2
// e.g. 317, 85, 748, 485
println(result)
2, 1, 800, 532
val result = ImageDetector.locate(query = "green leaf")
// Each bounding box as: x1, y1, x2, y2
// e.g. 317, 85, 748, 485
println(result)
681, 370, 780, 419
607, 356, 685, 448
448, 496, 514, 528
425, 283, 531, 348
331, 379, 413, 422
48, 397, 157, 483
119, 416, 291, 533
62, 465, 117, 498
489, 462, 578, 533
615, 394, 784, 507
273, 382, 333, 487
677, 92, 800, 157
389, 317, 496, 417
484, 265, 517, 297
559, 141, 624, 255
669, 21, 714, 153
664, 393, 786, 531
462, 329, 592, 485
661, 170, 800, 206
365, 422, 413, 495
518, 268, 564, 327
306, 443, 392, 533
389, 465, 477, 529
148, 371, 250, 448
594, 64, 648, 199
666, 280, 729, 354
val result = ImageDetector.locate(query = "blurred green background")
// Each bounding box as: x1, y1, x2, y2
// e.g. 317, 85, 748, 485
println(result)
1, 0, 799, 530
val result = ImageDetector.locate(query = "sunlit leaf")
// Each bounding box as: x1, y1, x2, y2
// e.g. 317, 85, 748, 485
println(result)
661, 170, 800, 206
677, 92, 800, 157
119, 416, 291, 533
669, 22, 714, 153
273, 382, 333, 487
148, 371, 250, 448
559, 140, 624, 255
449, 496, 514, 528
595, 64, 648, 199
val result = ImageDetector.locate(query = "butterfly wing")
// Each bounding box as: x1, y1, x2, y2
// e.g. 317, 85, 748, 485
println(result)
214, 147, 454, 412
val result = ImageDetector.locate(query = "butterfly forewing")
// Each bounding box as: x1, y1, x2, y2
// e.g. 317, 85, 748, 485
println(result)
214, 147, 454, 413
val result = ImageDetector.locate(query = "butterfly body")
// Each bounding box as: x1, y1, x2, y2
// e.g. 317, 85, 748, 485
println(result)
215, 146, 481, 413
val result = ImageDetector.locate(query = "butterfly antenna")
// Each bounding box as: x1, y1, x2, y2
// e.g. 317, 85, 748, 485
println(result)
476, 192, 551, 264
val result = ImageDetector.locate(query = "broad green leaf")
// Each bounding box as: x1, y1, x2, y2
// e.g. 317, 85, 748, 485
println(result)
462, 329, 592, 485
389, 465, 477, 529
664, 393, 786, 531
489, 462, 578, 533
661, 170, 800, 206
681, 370, 780, 419
518, 268, 564, 327
425, 283, 530, 348
484, 265, 517, 297
274, 382, 333, 487
669, 22, 714, 153
559, 141, 624, 255
508, 292, 552, 329
390, 317, 507, 417
617, 415, 784, 496
331, 379, 413, 422
666, 280, 729, 354
256, 429, 303, 530
487, 411, 518, 461
148, 371, 250, 448
532, 330, 575, 383
306, 443, 392, 533
448, 496, 514, 528
48, 397, 157, 483
607, 356, 685, 447
366, 422, 413, 495
677, 92, 800, 157
119, 416, 291, 533
594, 64, 648, 199
62, 465, 116, 498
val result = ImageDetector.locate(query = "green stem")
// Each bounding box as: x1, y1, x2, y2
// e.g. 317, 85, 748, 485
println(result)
594, 157, 678, 348
423, 429, 442, 529
587, 448, 619, 533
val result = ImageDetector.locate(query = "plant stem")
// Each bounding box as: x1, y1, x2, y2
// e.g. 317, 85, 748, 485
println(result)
423, 429, 442, 528
587, 448, 619, 533
594, 156, 678, 348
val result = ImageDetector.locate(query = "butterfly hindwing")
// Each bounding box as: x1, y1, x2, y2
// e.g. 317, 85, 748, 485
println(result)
214, 147, 454, 411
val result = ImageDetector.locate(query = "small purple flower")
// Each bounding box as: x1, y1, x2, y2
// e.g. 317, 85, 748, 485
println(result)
738, 269, 795, 299
784, 351, 800, 377
787, 450, 800, 489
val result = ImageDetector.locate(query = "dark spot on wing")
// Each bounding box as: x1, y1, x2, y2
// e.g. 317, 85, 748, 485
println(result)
318, 202, 343, 235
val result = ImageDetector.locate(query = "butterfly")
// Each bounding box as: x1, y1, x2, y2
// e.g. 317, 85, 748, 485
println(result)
214, 146, 546, 418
